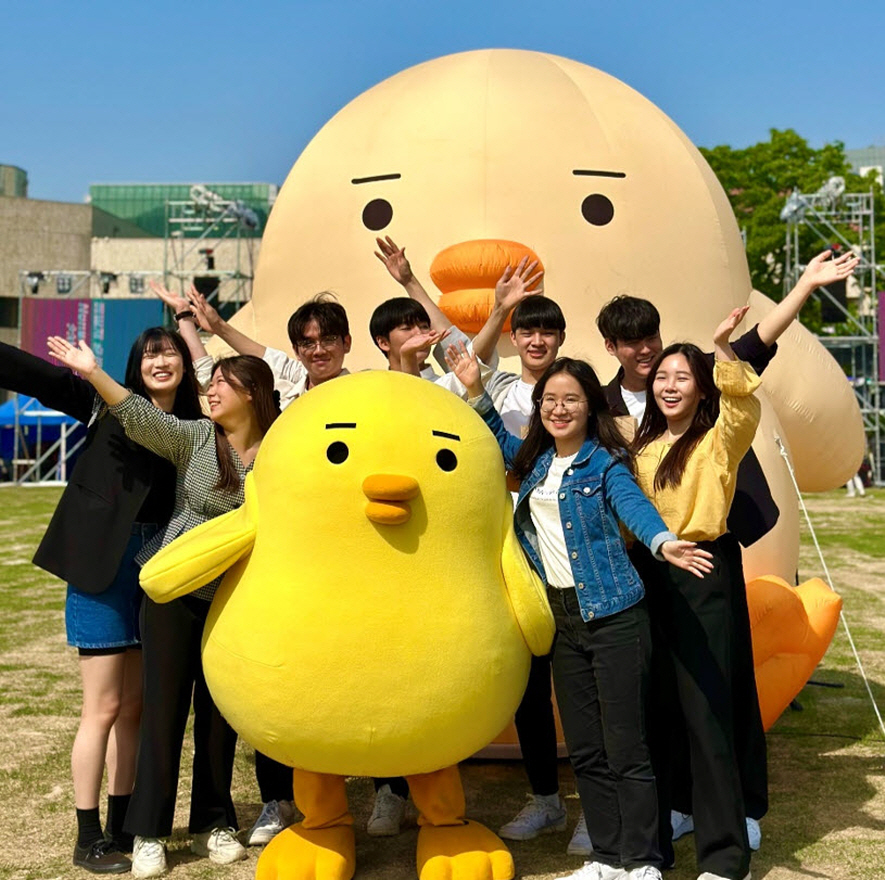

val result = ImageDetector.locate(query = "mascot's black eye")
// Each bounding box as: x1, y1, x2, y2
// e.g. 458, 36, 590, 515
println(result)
327, 441, 349, 464
436, 449, 458, 472
362, 198, 393, 231
581, 194, 614, 226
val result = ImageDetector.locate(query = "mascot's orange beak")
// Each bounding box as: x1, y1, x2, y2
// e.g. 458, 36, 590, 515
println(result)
430, 239, 544, 334
363, 474, 420, 525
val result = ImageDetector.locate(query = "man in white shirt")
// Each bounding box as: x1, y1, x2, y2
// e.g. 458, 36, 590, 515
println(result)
190, 292, 350, 410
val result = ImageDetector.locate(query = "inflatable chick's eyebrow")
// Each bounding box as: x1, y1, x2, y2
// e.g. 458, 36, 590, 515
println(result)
141, 370, 554, 880
232, 48, 856, 730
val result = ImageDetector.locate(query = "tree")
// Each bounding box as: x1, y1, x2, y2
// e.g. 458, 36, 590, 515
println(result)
700, 129, 885, 331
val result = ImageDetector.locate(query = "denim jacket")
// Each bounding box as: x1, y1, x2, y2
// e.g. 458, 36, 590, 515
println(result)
473, 393, 676, 622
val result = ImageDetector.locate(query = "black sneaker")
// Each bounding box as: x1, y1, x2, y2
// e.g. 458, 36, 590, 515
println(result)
72, 838, 132, 874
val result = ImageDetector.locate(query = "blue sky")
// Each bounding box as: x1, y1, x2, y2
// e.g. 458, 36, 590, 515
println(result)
5, 0, 884, 203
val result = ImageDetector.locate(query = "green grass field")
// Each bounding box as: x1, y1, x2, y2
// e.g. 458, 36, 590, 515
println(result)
0, 486, 882, 880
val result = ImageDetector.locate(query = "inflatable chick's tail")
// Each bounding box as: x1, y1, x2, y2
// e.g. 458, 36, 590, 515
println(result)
257, 771, 355, 880
747, 575, 843, 730
139, 474, 258, 602
409, 766, 514, 880
499, 500, 555, 656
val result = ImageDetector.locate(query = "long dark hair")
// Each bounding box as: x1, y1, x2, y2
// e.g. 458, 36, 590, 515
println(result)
632, 343, 719, 491
511, 358, 631, 480
211, 355, 280, 492
124, 327, 203, 419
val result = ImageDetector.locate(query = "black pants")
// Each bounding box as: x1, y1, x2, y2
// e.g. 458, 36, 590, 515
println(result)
513, 653, 560, 796
124, 596, 238, 837
632, 539, 751, 880
547, 587, 661, 870
664, 535, 768, 823
255, 751, 294, 803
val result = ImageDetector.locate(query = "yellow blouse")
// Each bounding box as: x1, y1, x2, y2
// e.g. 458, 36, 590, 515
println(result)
634, 359, 761, 542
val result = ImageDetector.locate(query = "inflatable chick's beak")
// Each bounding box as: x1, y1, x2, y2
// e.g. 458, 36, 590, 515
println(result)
363, 474, 420, 525
430, 240, 543, 334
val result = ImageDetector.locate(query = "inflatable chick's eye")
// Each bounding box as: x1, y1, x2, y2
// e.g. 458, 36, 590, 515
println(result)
230, 49, 862, 732
141, 371, 554, 880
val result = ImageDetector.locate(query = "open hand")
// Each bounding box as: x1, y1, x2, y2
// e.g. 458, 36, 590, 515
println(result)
800, 248, 860, 290
188, 287, 222, 333
713, 306, 750, 349
149, 279, 190, 315
495, 256, 544, 312
374, 236, 413, 285
47, 336, 98, 377
444, 341, 482, 395
400, 327, 449, 359
661, 540, 714, 579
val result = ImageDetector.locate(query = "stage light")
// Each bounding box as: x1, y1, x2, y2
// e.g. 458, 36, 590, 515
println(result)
26, 272, 44, 295
100, 272, 118, 295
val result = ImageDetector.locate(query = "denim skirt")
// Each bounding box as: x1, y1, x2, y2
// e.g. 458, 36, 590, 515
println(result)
65, 523, 159, 650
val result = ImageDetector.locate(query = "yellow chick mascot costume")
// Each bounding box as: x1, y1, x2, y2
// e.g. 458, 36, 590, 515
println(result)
141, 371, 555, 880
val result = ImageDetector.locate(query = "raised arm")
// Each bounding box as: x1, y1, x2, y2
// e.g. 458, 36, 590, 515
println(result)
149, 281, 208, 363
446, 342, 524, 467
375, 236, 451, 335
472, 257, 543, 364
0, 340, 95, 423
713, 306, 750, 362
46, 337, 203, 467
189, 289, 267, 358
757, 249, 859, 346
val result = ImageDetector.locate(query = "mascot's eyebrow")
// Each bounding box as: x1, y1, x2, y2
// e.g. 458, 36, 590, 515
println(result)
351, 174, 402, 185
326, 423, 357, 429
572, 169, 626, 179
432, 430, 460, 441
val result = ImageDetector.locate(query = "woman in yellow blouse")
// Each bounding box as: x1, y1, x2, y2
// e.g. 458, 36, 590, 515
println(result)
631, 307, 760, 880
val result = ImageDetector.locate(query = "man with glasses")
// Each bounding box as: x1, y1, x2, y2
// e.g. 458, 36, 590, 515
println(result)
190, 291, 350, 410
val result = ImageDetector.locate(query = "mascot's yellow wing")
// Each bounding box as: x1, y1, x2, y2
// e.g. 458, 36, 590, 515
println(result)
140, 473, 258, 603
500, 501, 555, 656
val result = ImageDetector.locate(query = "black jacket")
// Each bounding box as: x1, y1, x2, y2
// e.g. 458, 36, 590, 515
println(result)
0, 342, 175, 593
604, 325, 780, 548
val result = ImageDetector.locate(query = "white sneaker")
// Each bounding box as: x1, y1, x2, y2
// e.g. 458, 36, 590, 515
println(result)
499, 794, 568, 840
556, 863, 626, 880
131, 836, 167, 879
697, 873, 750, 880
670, 810, 694, 841
746, 817, 761, 851
191, 827, 247, 865
246, 799, 296, 846
628, 868, 662, 880
567, 812, 593, 855
367, 784, 407, 837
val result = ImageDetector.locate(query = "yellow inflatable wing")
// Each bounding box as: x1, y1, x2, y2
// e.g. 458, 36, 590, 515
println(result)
500, 499, 555, 657
140, 475, 258, 603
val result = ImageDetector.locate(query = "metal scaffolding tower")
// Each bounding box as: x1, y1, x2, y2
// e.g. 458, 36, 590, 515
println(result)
782, 179, 885, 484
163, 185, 257, 311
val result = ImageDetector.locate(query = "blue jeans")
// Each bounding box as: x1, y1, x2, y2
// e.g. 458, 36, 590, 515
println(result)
65, 523, 159, 650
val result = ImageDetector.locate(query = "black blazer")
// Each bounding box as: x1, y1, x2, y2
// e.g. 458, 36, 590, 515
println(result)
603, 325, 780, 548
0, 342, 175, 594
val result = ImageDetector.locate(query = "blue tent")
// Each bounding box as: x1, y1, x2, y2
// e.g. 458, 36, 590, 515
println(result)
0, 395, 84, 480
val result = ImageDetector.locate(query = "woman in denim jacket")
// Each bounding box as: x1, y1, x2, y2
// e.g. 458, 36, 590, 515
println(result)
447, 346, 712, 880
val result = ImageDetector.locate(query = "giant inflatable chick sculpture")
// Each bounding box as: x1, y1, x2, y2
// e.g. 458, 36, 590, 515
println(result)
141, 371, 555, 880
227, 49, 859, 727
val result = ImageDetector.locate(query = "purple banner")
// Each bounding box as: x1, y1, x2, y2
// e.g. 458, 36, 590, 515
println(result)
20, 298, 164, 382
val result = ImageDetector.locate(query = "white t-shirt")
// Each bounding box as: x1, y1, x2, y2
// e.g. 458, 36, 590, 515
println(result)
499, 378, 534, 438
621, 385, 647, 420
529, 452, 577, 588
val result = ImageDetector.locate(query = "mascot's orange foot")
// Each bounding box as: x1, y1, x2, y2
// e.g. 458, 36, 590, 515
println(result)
256, 823, 355, 880
417, 820, 514, 880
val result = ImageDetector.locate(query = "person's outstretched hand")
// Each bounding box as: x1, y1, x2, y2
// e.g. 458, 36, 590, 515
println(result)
47, 336, 98, 377
660, 540, 714, 578
374, 236, 414, 286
